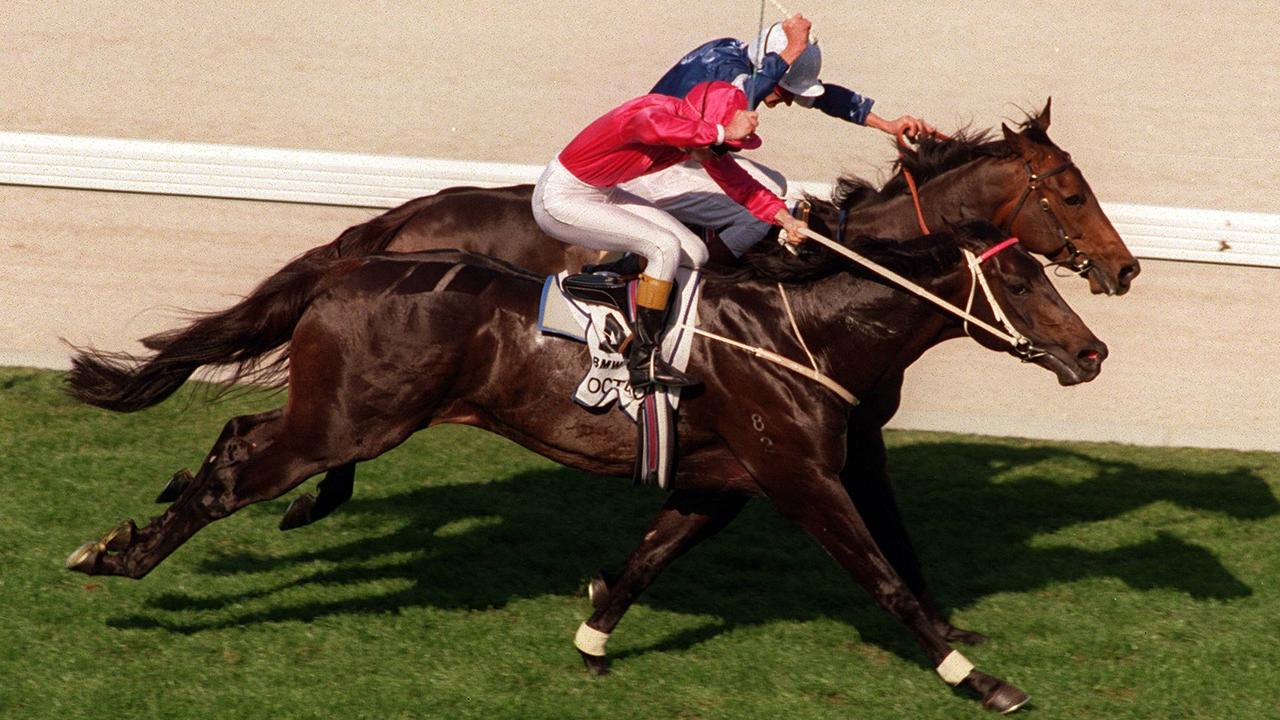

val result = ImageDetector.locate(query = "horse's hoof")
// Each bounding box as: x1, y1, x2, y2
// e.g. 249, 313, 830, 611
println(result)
65, 541, 101, 573
587, 572, 612, 609
103, 520, 136, 552
279, 493, 316, 531
156, 469, 193, 503
578, 649, 610, 676
982, 682, 1030, 714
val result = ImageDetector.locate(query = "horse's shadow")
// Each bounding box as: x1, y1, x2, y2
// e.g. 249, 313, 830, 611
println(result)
108, 439, 1276, 664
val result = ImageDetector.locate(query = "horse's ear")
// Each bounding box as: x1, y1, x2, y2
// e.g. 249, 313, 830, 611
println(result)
1036, 97, 1052, 131
1001, 122, 1028, 153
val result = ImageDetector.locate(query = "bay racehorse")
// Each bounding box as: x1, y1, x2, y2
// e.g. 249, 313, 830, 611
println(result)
66, 220, 1105, 712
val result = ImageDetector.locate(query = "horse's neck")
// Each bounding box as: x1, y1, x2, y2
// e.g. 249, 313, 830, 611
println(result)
915, 156, 1023, 230
782, 270, 965, 395
826, 156, 1014, 237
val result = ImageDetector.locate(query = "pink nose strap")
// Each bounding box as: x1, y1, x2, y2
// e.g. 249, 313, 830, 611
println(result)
977, 237, 1021, 264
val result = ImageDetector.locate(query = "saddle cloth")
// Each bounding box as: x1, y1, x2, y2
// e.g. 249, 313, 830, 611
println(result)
537, 267, 701, 421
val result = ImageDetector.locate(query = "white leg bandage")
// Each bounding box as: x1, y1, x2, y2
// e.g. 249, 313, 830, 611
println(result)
936, 650, 976, 686
574, 623, 610, 657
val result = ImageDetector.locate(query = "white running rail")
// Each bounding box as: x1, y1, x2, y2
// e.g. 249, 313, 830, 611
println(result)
3, 131, 1279, 268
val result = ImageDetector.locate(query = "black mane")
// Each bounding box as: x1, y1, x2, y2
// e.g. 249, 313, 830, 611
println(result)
823, 109, 1053, 214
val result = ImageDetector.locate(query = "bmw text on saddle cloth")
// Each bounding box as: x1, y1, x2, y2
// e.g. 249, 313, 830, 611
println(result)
539, 266, 703, 419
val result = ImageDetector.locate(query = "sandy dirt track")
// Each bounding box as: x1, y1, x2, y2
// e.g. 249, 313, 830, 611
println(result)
4, 1, 1278, 211
1, 2, 1278, 450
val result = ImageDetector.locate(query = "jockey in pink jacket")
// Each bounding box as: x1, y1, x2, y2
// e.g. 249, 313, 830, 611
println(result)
533, 80, 808, 390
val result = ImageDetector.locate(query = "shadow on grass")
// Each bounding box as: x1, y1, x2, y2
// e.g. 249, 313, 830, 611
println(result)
107, 440, 1276, 664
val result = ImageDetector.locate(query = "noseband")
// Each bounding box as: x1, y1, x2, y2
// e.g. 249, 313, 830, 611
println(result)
962, 237, 1043, 362
1003, 159, 1094, 278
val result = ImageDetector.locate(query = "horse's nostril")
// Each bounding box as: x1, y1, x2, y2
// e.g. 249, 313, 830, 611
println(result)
1119, 262, 1141, 282
1078, 349, 1102, 367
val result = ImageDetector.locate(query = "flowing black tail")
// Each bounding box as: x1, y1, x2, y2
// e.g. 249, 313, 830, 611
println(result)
67, 257, 342, 412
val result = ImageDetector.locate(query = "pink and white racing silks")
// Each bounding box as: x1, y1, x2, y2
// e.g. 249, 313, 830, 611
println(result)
556, 81, 785, 224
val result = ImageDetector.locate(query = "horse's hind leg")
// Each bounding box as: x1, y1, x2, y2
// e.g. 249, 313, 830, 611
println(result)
279, 462, 356, 530
156, 445, 358, 522
575, 490, 748, 674
68, 408, 348, 579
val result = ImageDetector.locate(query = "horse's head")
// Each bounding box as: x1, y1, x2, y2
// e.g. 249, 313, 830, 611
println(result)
998, 99, 1141, 296
954, 221, 1108, 386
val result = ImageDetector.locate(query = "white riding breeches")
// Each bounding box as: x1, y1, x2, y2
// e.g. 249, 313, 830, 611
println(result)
532, 158, 708, 283
620, 158, 788, 257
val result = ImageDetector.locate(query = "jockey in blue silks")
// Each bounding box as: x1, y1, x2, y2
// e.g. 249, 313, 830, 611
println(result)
619, 14, 937, 257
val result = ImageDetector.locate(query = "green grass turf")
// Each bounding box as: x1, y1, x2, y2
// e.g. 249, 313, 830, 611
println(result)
2, 366, 1279, 719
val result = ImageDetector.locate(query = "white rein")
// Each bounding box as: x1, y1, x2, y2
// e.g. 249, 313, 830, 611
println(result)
681, 228, 1038, 406
797, 227, 1034, 353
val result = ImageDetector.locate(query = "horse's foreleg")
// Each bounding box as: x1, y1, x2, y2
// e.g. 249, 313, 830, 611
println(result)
279, 462, 357, 530
67, 408, 326, 579
843, 425, 986, 645
574, 490, 748, 675
766, 472, 1029, 714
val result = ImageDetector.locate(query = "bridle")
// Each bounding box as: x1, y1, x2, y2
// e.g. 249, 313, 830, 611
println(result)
892, 130, 1096, 280
961, 238, 1042, 362
1002, 157, 1094, 278
798, 227, 1044, 360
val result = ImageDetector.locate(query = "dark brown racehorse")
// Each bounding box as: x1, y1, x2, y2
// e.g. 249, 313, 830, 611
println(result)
132, 101, 1135, 663
66, 221, 1105, 712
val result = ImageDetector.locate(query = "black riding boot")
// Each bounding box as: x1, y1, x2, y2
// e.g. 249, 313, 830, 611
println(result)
628, 306, 700, 390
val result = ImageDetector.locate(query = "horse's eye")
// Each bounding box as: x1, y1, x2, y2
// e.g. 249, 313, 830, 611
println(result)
1063, 194, 1085, 207
1009, 282, 1031, 296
